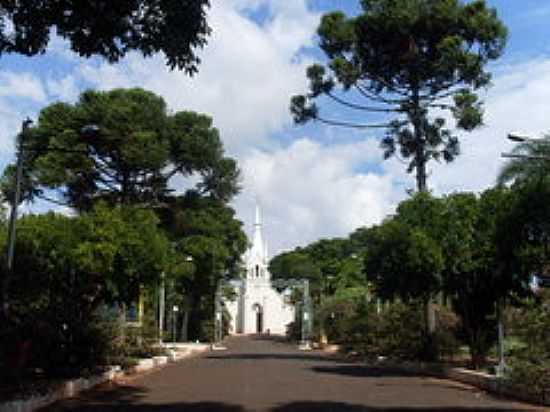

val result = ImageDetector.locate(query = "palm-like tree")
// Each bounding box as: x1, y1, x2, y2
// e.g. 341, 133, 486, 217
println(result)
498, 135, 550, 186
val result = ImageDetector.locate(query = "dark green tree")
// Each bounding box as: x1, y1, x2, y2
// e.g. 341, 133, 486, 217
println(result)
363, 219, 443, 309
0, 88, 240, 211
291, 0, 507, 191
0, 205, 171, 377
0, 0, 211, 73
269, 249, 321, 283
441, 189, 532, 368
156, 191, 247, 341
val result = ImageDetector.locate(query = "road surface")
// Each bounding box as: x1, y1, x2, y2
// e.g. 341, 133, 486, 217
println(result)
42, 335, 542, 411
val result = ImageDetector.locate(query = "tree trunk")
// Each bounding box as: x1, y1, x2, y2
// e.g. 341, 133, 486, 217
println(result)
411, 88, 428, 193
411, 89, 435, 343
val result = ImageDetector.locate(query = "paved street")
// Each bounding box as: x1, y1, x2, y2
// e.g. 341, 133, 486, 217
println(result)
43, 336, 542, 412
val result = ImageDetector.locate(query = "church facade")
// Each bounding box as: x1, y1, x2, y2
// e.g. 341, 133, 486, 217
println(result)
225, 206, 295, 335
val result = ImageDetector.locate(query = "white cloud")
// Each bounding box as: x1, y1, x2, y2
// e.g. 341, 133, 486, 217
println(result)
75, 0, 319, 154
235, 138, 404, 254
45, 74, 80, 102
428, 58, 550, 195
0, 72, 46, 102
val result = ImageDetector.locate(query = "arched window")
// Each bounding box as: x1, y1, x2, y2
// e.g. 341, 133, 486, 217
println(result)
255, 264, 259, 277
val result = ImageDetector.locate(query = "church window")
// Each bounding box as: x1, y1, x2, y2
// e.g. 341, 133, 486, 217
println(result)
255, 264, 259, 277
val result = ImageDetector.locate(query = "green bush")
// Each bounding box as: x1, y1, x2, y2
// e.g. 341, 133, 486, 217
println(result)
506, 358, 550, 398
434, 305, 461, 360
321, 299, 460, 362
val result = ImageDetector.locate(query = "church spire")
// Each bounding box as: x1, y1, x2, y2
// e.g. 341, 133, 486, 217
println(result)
252, 202, 264, 258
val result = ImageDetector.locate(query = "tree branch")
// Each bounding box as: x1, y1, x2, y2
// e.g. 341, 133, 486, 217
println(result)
327, 92, 400, 113
315, 116, 393, 129
35, 193, 71, 207
355, 83, 404, 105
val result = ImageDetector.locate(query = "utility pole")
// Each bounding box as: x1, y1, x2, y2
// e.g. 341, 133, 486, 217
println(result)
2, 118, 32, 319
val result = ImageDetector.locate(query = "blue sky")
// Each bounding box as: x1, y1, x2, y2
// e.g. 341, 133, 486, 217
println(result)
1, 0, 550, 254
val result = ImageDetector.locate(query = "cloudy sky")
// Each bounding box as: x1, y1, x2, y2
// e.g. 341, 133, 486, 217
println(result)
1, 0, 550, 256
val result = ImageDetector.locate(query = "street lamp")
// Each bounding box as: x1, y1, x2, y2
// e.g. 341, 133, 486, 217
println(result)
507, 132, 534, 143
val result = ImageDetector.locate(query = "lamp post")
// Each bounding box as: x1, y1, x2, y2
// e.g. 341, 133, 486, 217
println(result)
502, 132, 550, 161
2, 120, 98, 319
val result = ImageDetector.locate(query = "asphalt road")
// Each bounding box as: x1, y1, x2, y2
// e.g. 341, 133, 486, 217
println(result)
42, 335, 543, 412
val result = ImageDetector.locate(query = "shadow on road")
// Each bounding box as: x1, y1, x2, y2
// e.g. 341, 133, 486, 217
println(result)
205, 353, 340, 362
271, 401, 535, 412
249, 334, 290, 344
44, 402, 246, 412
311, 365, 421, 378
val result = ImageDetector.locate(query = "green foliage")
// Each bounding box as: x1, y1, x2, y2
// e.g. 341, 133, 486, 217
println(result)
292, 0, 507, 191
504, 291, 550, 397
415, 188, 532, 367
1, 88, 239, 211
156, 192, 247, 341
275, 187, 537, 367
364, 219, 443, 304
0, 205, 171, 379
374, 301, 426, 360
270, 237, 364, 303
319, 286, 371, 344
0, 1, 211, 72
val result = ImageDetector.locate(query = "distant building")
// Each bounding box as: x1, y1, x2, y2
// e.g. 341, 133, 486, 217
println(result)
225, 205, 295, 335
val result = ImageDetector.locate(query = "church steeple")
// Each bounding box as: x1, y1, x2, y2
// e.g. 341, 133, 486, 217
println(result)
252, 203, 264, 260
247, 202, 269, 280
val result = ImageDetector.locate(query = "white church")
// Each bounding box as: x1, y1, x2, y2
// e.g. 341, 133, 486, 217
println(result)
225, 205, 295, 335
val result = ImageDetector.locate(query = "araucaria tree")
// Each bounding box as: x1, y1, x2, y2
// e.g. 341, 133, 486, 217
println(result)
291, 0, 507, 191
1, 88, 240, 211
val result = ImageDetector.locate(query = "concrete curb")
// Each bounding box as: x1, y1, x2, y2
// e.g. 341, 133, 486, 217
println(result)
0, 366, 120, 412
382, 361, 550, 407
0, 344, 211, 412
317, 344, 548, 406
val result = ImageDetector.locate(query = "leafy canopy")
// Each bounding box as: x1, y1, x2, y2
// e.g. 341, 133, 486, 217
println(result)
1, 88, 240, 210
291, 0, 507, 191
0, 0, 211, 73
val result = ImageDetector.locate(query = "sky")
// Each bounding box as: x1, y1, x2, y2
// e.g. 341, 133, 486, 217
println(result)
1, 0, 550, 256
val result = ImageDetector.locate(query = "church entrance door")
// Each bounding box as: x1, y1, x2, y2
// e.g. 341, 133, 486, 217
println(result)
252, 303, 263, 334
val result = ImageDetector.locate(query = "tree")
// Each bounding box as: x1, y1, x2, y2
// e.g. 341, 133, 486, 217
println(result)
156, 191, 247, 341
364, 220, 443, 309
0, 0, 211, 73
291, 0, 507, 191
441, 189, 532, 368
498, 136, 550, 187
0, 88, 240, 211
0, 205, 171, 377
269, 249, 321, 283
